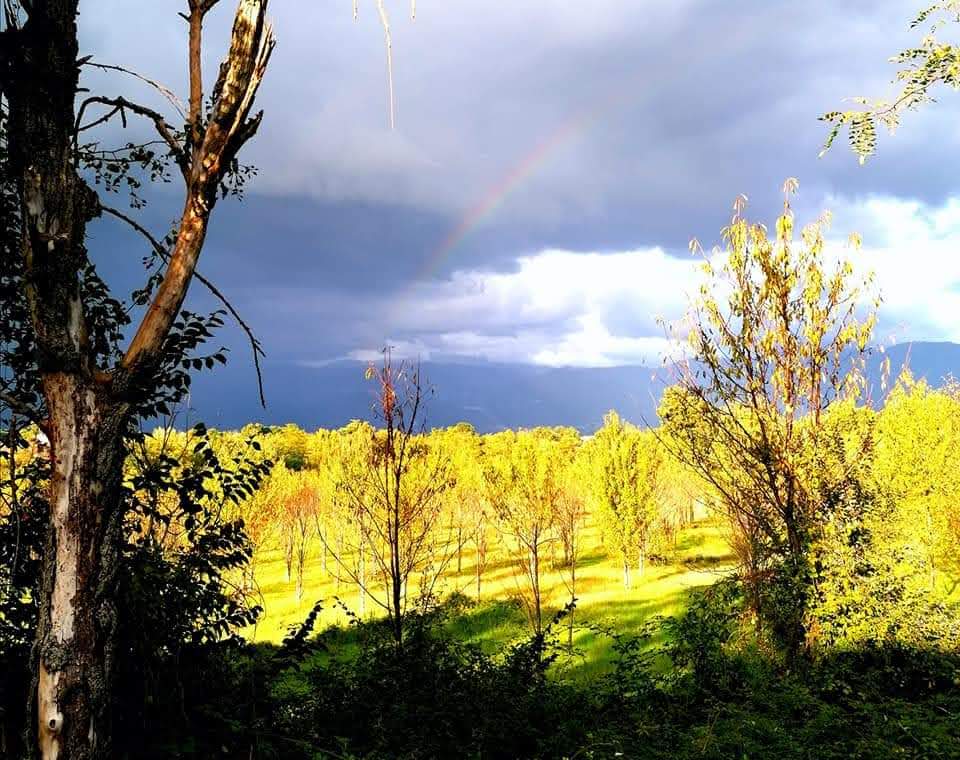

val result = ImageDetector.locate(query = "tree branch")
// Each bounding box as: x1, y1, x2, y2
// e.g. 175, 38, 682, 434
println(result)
101, 204, 267, 407
375, 0, 396, 129
81, 60, 187, 119
187, 1, 206, 150
0, 390, 48, 434
120, 0, 274, 385
74, 95, 188, 176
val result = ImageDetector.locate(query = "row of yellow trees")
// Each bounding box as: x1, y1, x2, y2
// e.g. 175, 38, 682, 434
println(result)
139, 398, 701, 642
134, 361, 960, 651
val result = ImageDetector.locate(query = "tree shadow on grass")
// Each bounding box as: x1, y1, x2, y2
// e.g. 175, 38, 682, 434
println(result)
648, 553, 738, 584
295, 574, 708, 684
673, 529, 709, 553
554, 590, 695, 680
570, 550, 609, 570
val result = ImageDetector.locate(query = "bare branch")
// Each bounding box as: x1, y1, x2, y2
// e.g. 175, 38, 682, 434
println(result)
0, 390, 48, 433
82, 60, 187, 119
74, 95, 188, 176
375, 0, 396, 129
100, 204, 267, 407
76, 104, 123, 133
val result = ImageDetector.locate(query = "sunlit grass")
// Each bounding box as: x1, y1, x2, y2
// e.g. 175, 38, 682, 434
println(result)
244, 516, 735, 674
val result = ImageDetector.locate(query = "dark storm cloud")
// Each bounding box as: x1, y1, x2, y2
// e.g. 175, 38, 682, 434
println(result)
77, 0, 960, 376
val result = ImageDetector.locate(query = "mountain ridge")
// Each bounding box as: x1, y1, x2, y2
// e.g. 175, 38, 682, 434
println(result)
185, 341, 960, 433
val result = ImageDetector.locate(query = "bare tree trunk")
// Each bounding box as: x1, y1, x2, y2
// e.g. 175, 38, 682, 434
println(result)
752, 572, 763, 635
295, 546, 305, 603
314, 514, 328, 576
391, 558, 402, 644
336, 527, 344, 591
284, 530, 294, 583
530, 546, 542, 636
623, 561, 631, 589
35, 381, 127, 759
474, 528, 486, 601
358, 539, 366, 618
389, 485, 403, 644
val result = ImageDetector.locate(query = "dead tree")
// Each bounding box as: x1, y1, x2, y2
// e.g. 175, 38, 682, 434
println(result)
0, 1, 273, 756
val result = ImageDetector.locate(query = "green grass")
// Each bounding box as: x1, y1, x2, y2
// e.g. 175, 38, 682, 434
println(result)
244, 517, 735, 675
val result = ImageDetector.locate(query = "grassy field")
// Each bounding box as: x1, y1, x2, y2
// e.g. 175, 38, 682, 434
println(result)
244, 516, 735, 677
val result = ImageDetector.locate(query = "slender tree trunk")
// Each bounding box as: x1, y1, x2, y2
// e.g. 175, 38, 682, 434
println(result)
315, 516, 328, 575
284, 530, 294, 583
475, 530, 485, 601
336, 527, 343, 591
531, 546, 542, 636
35, 380, 128, 759
391, 552, 402, 645
295, 551, 304, 602
752, 571, 763, 635
568, 559, 576, 649
781, 517, 809, 661
623, 561, 631, 589
358, 539, 366, 618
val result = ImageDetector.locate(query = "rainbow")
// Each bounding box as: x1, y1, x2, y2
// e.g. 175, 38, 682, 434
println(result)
418, 87, 628, 281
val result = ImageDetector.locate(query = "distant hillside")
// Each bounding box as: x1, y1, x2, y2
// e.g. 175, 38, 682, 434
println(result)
865, 342, 959, 395
185, 342, 960, 433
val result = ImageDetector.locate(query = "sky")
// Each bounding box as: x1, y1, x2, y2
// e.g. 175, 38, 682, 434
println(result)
78, 1, 960, 398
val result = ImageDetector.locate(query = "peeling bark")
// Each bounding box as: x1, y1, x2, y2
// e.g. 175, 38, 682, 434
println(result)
34, 376, 126, 759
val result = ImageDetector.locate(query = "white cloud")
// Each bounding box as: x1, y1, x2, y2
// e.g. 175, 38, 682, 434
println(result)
346, 339, 433, 363
337, 193, 960, 366
824, 195, 960, 344
344, 246, 697, 366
